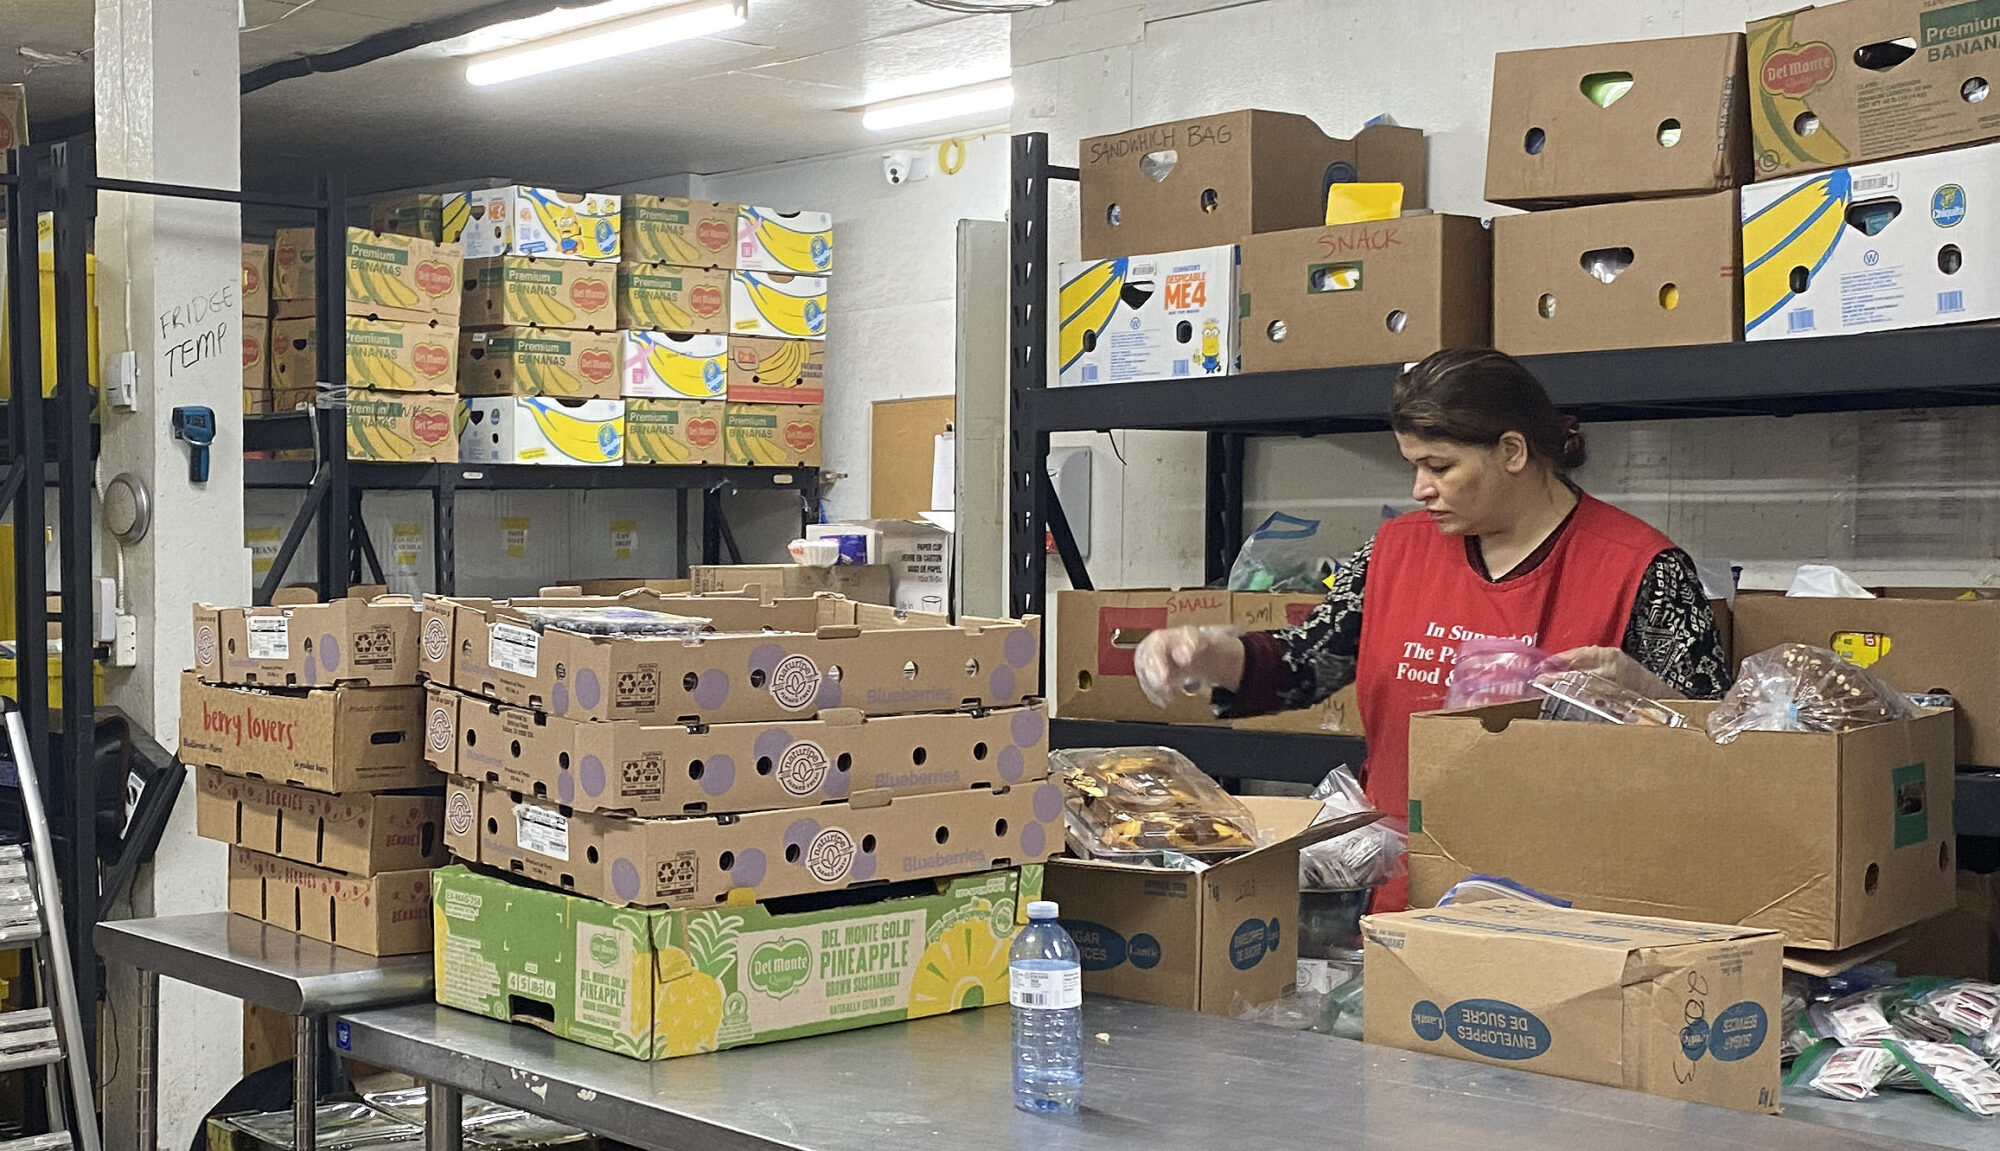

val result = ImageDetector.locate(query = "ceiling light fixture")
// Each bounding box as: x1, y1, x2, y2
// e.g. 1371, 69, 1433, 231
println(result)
862, 78, 1013, 132
466, 0, 745, 87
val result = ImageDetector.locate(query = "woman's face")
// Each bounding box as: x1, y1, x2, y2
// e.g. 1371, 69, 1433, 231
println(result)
1396, 432, 1530, 536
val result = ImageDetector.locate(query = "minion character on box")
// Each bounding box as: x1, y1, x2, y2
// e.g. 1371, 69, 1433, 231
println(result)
1201, 319, 1222, 374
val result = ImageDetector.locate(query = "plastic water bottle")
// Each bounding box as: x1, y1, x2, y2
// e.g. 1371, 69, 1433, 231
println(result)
1010, 899, 1083, 1115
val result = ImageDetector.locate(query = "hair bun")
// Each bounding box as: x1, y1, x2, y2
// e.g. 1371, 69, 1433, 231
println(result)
1559, 415, 1587, 470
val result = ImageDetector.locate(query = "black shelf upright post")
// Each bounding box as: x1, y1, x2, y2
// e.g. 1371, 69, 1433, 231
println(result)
314, 172, 349, 600
5, 146, 50, 797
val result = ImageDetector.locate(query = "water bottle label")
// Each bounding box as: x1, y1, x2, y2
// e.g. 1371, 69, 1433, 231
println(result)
1010, 965, 1082, 1010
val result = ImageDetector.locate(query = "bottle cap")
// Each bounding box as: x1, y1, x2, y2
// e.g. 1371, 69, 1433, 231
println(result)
1026, 900, 1059, 920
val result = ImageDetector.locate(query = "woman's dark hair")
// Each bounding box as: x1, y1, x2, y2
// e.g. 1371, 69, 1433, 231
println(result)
1389, 348, 1585, 471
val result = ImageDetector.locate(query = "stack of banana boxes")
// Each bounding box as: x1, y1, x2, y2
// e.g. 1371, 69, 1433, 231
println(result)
179, 596, 444, 956
418, 588, 1062, 1059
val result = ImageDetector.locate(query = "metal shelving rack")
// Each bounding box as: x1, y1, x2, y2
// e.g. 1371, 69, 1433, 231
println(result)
1006, 131, 2000, 839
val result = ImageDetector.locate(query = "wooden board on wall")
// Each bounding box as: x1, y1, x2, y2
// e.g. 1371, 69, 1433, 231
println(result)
870, 396, 955, 520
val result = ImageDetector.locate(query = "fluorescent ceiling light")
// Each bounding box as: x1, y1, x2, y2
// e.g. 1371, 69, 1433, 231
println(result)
466, 0, 745, 87
863, 79, 1013, 132
448, 0, 687, 57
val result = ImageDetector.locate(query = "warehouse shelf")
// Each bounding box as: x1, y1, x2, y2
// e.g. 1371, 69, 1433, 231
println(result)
242, 457, 816, 493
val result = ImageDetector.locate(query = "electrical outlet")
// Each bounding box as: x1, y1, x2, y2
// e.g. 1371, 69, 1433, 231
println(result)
113, 614, 138, 667
110, 350, 138, 410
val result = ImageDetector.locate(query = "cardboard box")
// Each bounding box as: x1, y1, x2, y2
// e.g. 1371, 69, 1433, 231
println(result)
243, 386, 272, 416
369, 192, 471, 245
1408, 700, 1958, 950
1748, 0, 2000, 180
459, 396, 625, 466
447, 772, 1059, 908
348, 390, 459, 463
625, 397, 725, 465
459, 327, 620, 399
615, 263, 730, 334
270, 318, 316, 392
1492, 190, 1741, 355
427, 683, 1047, 817
556, 578, 694, 597
725, 336, 824, 404
690, 563, 892, 604
194, 598, 421, 687
872, 519, 953, 615
419, 592, 1039, 724
623, 331, 727, 399
1485, 33, 1751, 206
1080, 111, 1429, 259
1229, 592, 1363, 737
1733, 592, 2000, 765
1056, 588, 1234, 725
1047, 796, 1370, 1014
729, 271, 827, 341
462, 186, 620, 261
0, 83, 26, 168
242, 316, 269, 394
736, 207, 833, 276
723, 402, 820, 467
624, 196, 738, 268
345, 228, 464, 323
242, 243, 271, 317
1883, 870, 1999, 981
1240, 215, 1490, 374
194, 766, 444, 875
433, 862, 1037, 1059
1363, 900, 1783, 1114
1058, 246, 1237, 387
347, 316, 458, 393
461, 256, 616, 333
1742, 144, 2000, 340
272, 227, 316, 302
176, 674, 434, 794
227, 847, 431, 956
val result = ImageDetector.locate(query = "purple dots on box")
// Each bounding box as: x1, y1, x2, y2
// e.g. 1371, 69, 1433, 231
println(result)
692, 670, 730, 710
550, 682, 569, 717
575, 669, 601, 711
784, 818, 820, 853
579, 755, 606, 798
1011, 708, 1045, 748
1019, 821, 1046, 859
700, 754, 736, 797
814, 678, 842, 709
997, 746, 1025, 783
1033, 783, 1061, 823
754, 727, 792, 762
557, 771, 575, 804
824, 767, 850, 800
1004, 628, 1035, 670
321, 635, 342, 672
850, 849, 876, 882
988, 667, 1016, 704
748, 642, 786, 677
611, 858, 641, 902
731, 848, 767, 887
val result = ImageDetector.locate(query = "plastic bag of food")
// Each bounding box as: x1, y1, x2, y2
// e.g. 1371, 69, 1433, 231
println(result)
1806, 990, 1898, 1047
1883, 1039, 2000, 1115
512, 604, 711, 637
1444, 637, 1556, 709
1051, 746, 1260, 859
1532, 669, 1686, 726
1227, 512, 1337, 592
1707, 643, 1917, 745
1787, 1040, 1896, 1101
1298, 766, 1405, 891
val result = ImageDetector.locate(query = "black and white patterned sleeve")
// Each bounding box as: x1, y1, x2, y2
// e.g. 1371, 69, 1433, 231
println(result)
1212, 539, 1369, 717
1623, 548, 1734, 699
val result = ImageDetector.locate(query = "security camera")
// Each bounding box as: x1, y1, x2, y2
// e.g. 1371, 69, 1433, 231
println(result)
883, 151, 914, 186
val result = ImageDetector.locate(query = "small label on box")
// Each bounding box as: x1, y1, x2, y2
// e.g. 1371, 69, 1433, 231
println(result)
1009, 963, 1082, 1010
514, 803, 569, 861
247, 615, 291, 660
489, 621, 540, 677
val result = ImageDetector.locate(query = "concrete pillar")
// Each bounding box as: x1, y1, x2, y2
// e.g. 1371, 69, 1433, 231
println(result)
94, 0, 249, 1146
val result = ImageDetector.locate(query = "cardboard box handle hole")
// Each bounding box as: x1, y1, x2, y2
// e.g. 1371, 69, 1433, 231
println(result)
1854, 38, 1915, 72
1523, 127, 1546, 156
973, 742, 988, 761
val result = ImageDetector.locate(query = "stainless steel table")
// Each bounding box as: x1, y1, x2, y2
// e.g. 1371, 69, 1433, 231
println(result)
95, 913, 432, 1151
333, 998, 1951, 1151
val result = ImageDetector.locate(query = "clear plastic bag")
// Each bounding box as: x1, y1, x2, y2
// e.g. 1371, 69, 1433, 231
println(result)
1298, 767, 1405, 891
1532, 670, 1686, 727
1051, 746, 1260, 859
1707, 643, 1918, 744
512, 604, 712, 637
1444, 638, 1555, 709
1227, 512, 1336, 592
1134, 623, 1246, 709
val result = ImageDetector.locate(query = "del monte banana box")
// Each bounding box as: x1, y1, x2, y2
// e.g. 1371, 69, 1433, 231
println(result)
242, 243, 271, 317
272, 226, 317, 302
463, 256, 616, 332
461, 396, 625, 466
625, 196, 738, 268
616, 263, 730, 334
626, 397, 724, 465
346, 227, 463, 323
623, 331, 727, 399
433, 862, 1040, 1059
460, 328, 620, 399
725, 402, 821, 467
347, 316, 459, 392
736, 206, 833, 276
370, 192, 471, 245
463, 186, 620, 262
726, 337, 824, 404
729, 270, 827, 341
349, 390, 460, 463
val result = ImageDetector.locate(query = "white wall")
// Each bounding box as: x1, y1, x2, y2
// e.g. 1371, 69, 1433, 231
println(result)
1014, 0, 2000, 592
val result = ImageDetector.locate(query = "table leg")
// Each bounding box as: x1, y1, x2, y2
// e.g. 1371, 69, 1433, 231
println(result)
294, 1014, 321, 1151
135, 968, 158, 1151
426, 1081, 463, 1151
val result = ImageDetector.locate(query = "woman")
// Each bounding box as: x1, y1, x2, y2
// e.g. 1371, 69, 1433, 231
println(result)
1136, 349, 1731, 910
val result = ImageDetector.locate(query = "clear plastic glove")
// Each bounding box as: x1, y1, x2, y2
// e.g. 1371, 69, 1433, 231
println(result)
1133, 625, 1245, 708
1549, 646, 1673, 700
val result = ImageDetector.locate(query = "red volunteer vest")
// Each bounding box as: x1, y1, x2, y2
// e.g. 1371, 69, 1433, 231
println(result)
1356, 493, 1672, 911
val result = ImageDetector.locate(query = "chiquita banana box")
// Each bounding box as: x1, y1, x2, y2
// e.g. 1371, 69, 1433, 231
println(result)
616, 263, 731, 334
462, 257, 616, 332
347, 390, 460, 463
625, 196, 738, 268
729, 271, 827, 341
464, 186, 620, 261
736, 206, 833, 276
1743, 143, 2000, 341
621, 331, 727, 399
460, 328, 621, 399
724, 402, 821, 467
346, 316, 459, 393
345, 228, 463, 322
461, 396, 625, 466
368, 193, 472, 245
627, 397, 725, 465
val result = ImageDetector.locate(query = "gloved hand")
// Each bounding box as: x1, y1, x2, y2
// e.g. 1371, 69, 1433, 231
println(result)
1134, 625, 1246, 708
1550, 646, 1674, 699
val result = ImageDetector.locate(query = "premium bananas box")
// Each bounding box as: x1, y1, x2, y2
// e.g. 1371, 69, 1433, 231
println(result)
1743, 143, 2000, 340
736, 206, 833, 276
462, 256, 616, 332
194, 765, 444, 875
445, 774, 1060, 909
724, 402, 821, 467
272, 226, 317, 303
349, 390, 460, 463
622, 331, 726, 399
194, 598, 422, 687
270, 318, 315, 392
417, 591, 1041, 724
176, 674, 433, 793
345, 228, 464, 323
369, 192, 471, 245
625, 196, 737, 268
460, 396, 625, 466
460, 328, 620, 399
463, 186, 620, 262
1058, 246, 1238, 386
616, 263, 730, 334
346, 316, 459, 393
625, 398, 724, 465
427, 683, 1048, 817
228, 847, 431, 956
243, 316, 269, 394
729, 271, 827, 341
726, 337, 824, 404
242, 242, 271, 317
432, 862, 1039, 1059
